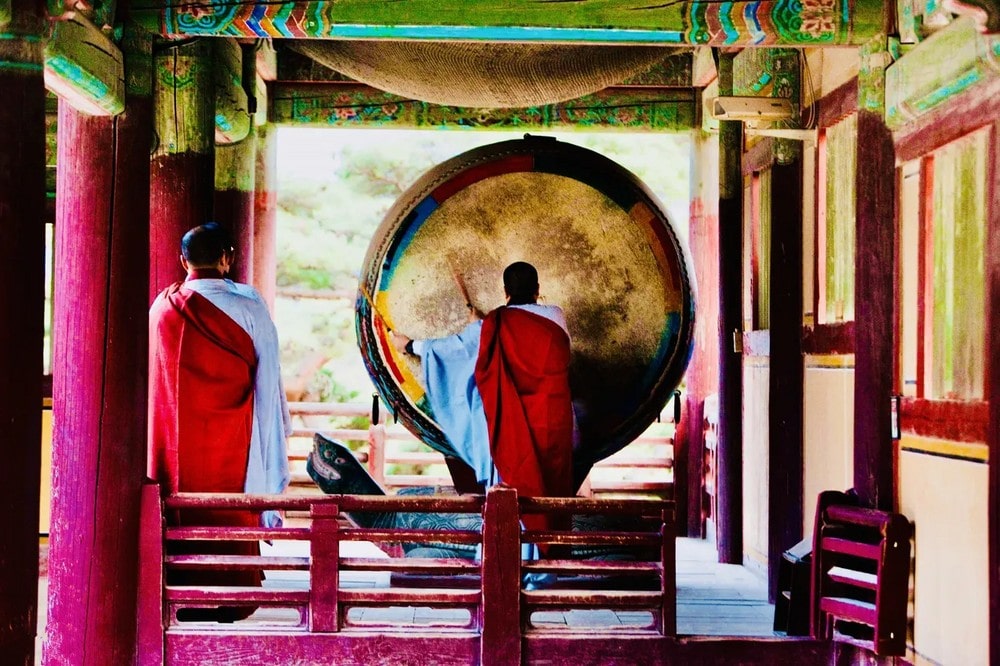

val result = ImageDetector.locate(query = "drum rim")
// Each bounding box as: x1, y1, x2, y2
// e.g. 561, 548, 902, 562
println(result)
356, 136, 694, 470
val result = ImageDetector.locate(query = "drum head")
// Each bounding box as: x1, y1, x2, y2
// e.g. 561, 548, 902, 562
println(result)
356, 136, 694, 478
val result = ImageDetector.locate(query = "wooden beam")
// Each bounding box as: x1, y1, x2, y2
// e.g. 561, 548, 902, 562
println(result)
270, 82, 697, 131
886, 17, 1000, 130
134, 0, 885, 46
0, 2, 46, 662
43, 11, 125, 116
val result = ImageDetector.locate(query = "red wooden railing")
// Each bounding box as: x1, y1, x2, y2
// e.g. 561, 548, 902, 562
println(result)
809, 490, 912, 657
287, 400, 675, 494
137, 483, 676, 666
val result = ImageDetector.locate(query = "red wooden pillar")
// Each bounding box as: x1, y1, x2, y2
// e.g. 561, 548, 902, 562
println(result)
44, 31, 152, 666
150, 40, 214, 300
215, 129, 256, 284
768, 160, 804, 600
986, 119, 1000, 666
0, 2, 46, 662
679, 130, 720, 538
253, 122, 278, 311
715, 52, 744, 564
852, 110, 896, 510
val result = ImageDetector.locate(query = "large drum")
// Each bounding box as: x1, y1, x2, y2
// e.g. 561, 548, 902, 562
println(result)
356, 136, 694, 485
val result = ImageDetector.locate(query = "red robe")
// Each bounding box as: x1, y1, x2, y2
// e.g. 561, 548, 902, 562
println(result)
148, 282, 261, 613
474, 307, 574, 535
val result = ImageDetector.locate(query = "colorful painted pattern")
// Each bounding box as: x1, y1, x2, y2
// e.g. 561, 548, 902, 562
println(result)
356, 137, 694, 463
270, 83, 697, 131
140, 0, 882, 46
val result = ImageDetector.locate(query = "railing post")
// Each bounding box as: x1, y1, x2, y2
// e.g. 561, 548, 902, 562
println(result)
660, 506, 677, 637
368, 423, 387, 486
310, 503, 340, 632
136, 483, 165, 666
481, 485, 521, 666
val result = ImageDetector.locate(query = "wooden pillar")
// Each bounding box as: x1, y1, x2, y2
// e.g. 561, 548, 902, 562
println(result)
852, 32, 896, 510
150, 40, 214, 300
215, 130, 256, 284
0, 2, 46, 662
716, 52, 744, 564
679, 129, 720, 538
44, 29, 152, 666
852, 110, 896, 509
767, 160, 804, 600
253, 123, 278, 312
986, 119, 1000, 666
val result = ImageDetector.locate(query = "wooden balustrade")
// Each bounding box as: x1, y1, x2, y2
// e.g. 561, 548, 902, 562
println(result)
137, 482, 677, 665
287, 401, 674, 494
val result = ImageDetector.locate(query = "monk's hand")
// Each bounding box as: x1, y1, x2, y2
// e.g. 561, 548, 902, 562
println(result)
467, 303, 485, 322
390, 331, 412, 353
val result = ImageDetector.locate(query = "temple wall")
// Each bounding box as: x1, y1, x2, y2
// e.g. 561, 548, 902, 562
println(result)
741, 357, 769, 574
802, 360, 854, 536
898, 442, 989, 666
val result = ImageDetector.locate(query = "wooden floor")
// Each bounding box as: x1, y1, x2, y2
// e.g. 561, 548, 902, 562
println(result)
34, 536, 775, 662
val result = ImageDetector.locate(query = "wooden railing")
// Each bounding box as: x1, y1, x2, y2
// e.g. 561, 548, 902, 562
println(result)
137, 483, 676, 666
287, 400, 675, 494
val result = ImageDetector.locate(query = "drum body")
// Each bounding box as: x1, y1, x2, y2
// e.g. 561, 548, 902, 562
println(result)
356, 136, 694, 480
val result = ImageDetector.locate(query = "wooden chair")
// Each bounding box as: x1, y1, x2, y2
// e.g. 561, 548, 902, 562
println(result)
810, 490, 912, 656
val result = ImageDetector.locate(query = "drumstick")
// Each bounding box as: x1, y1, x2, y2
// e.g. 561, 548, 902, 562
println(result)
450, 267, 473, 308
357, 282, 388, 330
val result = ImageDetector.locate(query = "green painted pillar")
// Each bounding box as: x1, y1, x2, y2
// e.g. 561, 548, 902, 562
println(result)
150, 39, 214, 300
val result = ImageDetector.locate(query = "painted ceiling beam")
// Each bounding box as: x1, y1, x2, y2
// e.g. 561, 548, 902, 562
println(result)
270, 81, 697, 131
43, 11, 125, 116
133, 0, 886, 47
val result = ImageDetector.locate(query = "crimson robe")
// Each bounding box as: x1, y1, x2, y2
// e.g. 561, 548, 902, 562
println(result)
474, 307, 574, 535
149, 283, 262, 617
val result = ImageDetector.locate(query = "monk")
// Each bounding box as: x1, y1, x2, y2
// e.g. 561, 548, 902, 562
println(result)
148, 222, 291, 621
390, 261, 574, 535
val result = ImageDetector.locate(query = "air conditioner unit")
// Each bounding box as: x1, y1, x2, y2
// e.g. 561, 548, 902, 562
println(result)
711, 96, 795, 123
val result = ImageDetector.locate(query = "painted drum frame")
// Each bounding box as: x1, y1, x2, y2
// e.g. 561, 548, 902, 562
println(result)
356, 135, 694, 484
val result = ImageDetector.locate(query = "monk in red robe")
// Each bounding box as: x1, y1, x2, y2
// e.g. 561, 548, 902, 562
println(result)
149, 223, 291, 622
392, 262, 574, 536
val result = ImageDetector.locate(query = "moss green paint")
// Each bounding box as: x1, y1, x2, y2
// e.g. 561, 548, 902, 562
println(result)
153, 40, 213, 155
885, 17, 1000, 129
